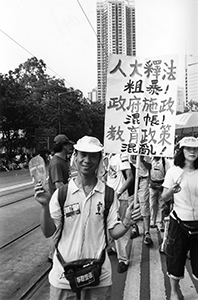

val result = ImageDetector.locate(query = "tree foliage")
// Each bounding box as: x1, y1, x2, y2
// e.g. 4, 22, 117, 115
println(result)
0, 57, 105, 155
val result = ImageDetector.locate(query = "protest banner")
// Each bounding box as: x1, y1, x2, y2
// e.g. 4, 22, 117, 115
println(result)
104, 54, 178, 158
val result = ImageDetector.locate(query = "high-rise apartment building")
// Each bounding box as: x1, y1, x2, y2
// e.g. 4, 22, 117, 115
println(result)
88, 88, 97, 102
96, 0, 136, 102
185, 55, 198, 107
176, 87, 185, 113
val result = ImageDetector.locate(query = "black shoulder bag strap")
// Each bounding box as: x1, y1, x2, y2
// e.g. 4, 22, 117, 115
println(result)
55, 183, 115, 300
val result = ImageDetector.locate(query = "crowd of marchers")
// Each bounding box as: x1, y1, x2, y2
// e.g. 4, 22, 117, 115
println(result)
34, 134, 198, 300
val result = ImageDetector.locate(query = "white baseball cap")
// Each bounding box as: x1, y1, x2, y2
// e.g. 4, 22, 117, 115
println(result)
74, 136, 103, 152
179, 136, 198, 148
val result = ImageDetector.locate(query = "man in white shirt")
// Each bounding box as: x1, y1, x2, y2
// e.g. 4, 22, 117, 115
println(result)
34, 136, 141, 300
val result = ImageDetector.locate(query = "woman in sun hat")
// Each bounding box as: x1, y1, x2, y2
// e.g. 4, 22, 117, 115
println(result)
161, 136, 198, 300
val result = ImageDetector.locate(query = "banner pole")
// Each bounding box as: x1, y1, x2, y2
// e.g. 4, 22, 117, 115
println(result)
134, 154, 140, 206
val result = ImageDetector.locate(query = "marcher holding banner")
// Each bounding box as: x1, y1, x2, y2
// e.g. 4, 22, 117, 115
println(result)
34, 136, 141, 300
161, 136, 198, 300
104, 54, 178, 158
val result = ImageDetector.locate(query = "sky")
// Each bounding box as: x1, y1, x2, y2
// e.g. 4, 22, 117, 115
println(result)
0, 0, 197, 97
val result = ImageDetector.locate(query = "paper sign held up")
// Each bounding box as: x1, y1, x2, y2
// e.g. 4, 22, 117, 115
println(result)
104, 54, 178, 158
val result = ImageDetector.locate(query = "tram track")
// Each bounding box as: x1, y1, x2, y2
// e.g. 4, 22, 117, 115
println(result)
0, 223, 40, 250
0, 184, 35, 208
0, 182, 49, 208
0, 184, 33, 196
0, 173, 52, 300
0, 182, 33, 195
0, 194, 34, 208
20, 266, 51, 300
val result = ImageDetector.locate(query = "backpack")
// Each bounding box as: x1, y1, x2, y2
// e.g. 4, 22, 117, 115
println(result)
56, 183, 115, 247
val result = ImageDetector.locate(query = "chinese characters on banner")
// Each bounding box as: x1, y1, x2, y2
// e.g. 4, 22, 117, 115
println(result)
104, 54, 178, 157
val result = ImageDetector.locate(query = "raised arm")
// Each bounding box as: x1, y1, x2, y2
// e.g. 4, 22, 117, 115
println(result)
109, 202, 141, 240
34, 183, 56, 238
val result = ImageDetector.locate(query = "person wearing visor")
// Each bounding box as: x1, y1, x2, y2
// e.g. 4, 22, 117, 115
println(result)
161, 136, 198, 300
34, 135, 141, 300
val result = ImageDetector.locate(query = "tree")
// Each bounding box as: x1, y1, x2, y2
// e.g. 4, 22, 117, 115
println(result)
58, 90, 92, 141
0, 72, 30, 154
87, 100, 105, 142
0, 56, 106, 156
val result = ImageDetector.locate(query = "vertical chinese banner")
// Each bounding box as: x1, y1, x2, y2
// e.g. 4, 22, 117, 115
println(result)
104, 54, 178, 157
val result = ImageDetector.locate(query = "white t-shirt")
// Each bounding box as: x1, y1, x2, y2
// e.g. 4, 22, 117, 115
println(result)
49, 178, 120, 289
163, 165, 198, 221
106, 153, 130, 200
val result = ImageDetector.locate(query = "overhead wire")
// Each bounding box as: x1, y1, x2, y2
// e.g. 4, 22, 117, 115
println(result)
1, 1, 103, 89
76, 0, 108, 55
0, 28, 73, 86
77, 0, 97, 38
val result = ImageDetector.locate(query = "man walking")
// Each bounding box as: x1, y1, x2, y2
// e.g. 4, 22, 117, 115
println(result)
35, 136, 141, 300
131, 155, 153, 246
48, 134, 74, 261
149, 156, 170, 231
48, 134, 73, 195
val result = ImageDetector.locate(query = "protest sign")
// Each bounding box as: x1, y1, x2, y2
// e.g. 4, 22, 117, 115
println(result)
104, 54, 178, 157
